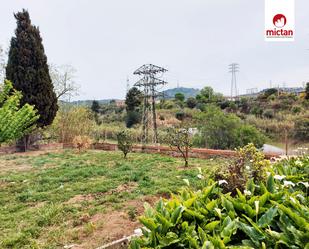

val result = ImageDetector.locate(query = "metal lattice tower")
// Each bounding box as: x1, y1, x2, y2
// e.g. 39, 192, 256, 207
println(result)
133, 64, 167, 146
228, 63, 239, 99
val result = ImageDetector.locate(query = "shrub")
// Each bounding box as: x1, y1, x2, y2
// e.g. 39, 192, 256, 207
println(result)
131, 156, 309, 249
215, 144, 270, 195
262, 109, 274, 119
235, 125, 266, 149
175, 111, 185, 121
165, 127, 192, 167
117, 130, 133, 158
126, 111, 141, 128
186, 97, 197, 109
72, 135, 92, 152
193, 106, 265, 149
0, 80, 39, 145
50, 106, 95, 143
291, 105, 302, 114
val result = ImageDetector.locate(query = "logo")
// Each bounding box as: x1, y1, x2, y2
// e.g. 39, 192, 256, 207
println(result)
273, 14, 286, 28
265, 0, 294, 42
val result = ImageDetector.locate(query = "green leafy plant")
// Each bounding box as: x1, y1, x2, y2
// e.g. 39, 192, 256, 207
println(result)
215, 144, 270, 195
131, 156, 309, 249
117, 129, 133, 158
165, 127, 192, 167
0, 80, 39, 145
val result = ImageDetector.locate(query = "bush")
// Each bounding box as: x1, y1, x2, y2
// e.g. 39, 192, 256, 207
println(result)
262, 109, 274, 119
126, 111, 141, 128
50, 106, 95, 143
72, 135, 92, 152
235, 125, 266, 149
193, 106, 265, 149
215, 144, 269, 195
164, 127, 192, 167
175, 111, 185, 121
186, 97, 197, 109
117, 130, 133, 158
131, 156, 309, 249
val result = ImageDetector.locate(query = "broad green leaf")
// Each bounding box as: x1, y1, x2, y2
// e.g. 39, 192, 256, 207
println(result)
257, 206, 278, 228
170, 205, 185, 224
184, 197, 196, 208
205, 220, 220, 231
266, 174, 275, 193
139, 217, 157, 231
238, 221, 265, 247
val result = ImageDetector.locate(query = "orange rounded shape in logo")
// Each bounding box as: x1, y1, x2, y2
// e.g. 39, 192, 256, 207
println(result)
273, 14, 287, 28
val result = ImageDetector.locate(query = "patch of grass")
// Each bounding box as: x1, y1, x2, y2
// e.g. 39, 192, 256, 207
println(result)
0, 149, 228, 248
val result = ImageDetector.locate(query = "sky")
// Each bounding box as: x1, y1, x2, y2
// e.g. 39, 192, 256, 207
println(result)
0, 0, 308, 100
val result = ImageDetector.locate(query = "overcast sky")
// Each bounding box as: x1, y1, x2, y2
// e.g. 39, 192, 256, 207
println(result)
1, 0, 309, 100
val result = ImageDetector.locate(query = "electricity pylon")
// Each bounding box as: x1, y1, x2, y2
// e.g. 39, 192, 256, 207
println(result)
133, 64, 167, 146
228, 63, 239, 99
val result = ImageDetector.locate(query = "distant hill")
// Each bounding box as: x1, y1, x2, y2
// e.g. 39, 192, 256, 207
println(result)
65, 87, 200, 105
161, 87, 200, 99
67, 99, 119, 106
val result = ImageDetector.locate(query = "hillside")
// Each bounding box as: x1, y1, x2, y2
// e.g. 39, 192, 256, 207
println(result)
161, 87, 200, 99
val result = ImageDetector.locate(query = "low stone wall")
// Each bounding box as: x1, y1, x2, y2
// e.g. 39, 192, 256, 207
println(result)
0, 142, 279, 159
0, 143, 64, 155
93, 143, 278, 159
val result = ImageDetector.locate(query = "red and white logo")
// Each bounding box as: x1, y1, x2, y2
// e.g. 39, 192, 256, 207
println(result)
273, 14, 286, 28
265, 0, 294, 42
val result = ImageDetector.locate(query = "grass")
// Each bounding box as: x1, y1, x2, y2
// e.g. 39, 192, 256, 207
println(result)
0, 149, 228, 249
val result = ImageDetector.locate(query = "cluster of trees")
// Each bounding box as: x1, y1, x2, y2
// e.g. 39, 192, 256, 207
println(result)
0, 10, 79, 149
192, 105, 266, 149
0, 10, 58, 148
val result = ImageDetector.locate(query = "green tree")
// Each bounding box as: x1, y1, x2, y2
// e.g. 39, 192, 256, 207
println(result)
186, 97, 197, 109
117, 129, 133, 158
6, 9, 58, 128
125, 87, 142, 112
165, 127, 192, 167
91, 100, 100, 113
174, 92, 185, 102
193, 105, 265, 149
196, 86, 223, 104
0, 80, 39, 145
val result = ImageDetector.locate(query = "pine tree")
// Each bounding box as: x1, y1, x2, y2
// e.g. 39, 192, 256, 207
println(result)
91, 100, 100, 114
125, 87, 142, 112
6, 9, 58, 128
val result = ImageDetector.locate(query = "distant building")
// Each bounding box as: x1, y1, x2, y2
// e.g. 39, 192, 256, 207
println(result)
239, 86, 305, 98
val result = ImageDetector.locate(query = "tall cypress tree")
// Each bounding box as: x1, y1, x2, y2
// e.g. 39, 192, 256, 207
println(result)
6, 9, 58, 128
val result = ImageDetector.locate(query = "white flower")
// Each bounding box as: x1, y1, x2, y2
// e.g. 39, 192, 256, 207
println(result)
197, 174, 204, 179
298, 182, 309, 188
274, 175, 286, 181
245, 166, 250, 170
215, 208, 221, 218
296, 194, 305, 201
290, 197, 296, 203
218, 180, 228, 185
183, 179, 190, 186
244, 190, 252, 196
249, 160, 253, 163
255, 201, 259, 215
283, 180, 295, 187
266, 171, 271, 176
295, 160, 303, 166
